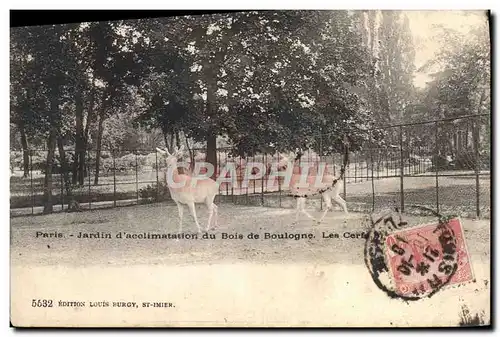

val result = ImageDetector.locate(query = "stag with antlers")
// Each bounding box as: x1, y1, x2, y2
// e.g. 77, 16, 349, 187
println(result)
277, 141, 349, 224
156, 146, 219, 234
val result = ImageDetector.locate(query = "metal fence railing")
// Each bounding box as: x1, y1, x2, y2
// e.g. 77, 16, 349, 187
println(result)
10, 114, 490, 219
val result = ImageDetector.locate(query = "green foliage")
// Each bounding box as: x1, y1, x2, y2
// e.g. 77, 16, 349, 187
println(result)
351, 11, 416, 126
377, 11, 416, 124
410, 23, 490, 161
12, 12, 489, 210
12, 11, 420, 164
10, 151, 24, 171
454, 151, 477, 170
131, 11, 389, 157
419, 24, 489, 120
429, 154, 453, 171
138, 181, 170, 203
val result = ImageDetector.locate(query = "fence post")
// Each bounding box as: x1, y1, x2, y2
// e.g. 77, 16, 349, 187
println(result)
155, 149, 159, 201
30, 150, 34, 215
343, 152, 347, 200
218, 150, 221, 196
60, 166, 64, 211
474, 117, 481, 218
88, 152, 91, 210
252, 151, 256, 195
243, 156, 248, 205
370, 131, 375, 212
434, 121, 439, 214
377, 149, 380, 179
278, 150, 282, 208
135, 150, 139, 204
418, 145, 422, 174
320, 135, 323, 211
386, 149, 389, 178
399, 126, 405, 212
261, 152, 265, 206
226, 149, 230, 197
231, 153, 235, 203
354, 155, 357, 183
113, 149, 117, 208
332, 153, 336, 176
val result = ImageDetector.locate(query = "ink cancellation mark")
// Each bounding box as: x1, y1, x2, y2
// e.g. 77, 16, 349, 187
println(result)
364, 207, 473, 301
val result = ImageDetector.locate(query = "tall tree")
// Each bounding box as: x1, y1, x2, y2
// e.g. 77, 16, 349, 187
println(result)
377, 11, 416, 124
87, 21, 144, 184
12, 24, 79, 213
135, 11, 380, 161
419, 22, 490, 159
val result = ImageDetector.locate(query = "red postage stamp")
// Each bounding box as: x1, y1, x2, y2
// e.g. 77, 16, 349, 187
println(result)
384, 217, 474, 297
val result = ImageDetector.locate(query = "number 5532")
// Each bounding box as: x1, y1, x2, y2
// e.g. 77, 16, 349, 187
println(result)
31, 299, 53, 307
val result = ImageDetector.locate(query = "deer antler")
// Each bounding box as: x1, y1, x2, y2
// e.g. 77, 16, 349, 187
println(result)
156, 147, 167, 155
163, 147, 173, 156
176, 145, 185, 156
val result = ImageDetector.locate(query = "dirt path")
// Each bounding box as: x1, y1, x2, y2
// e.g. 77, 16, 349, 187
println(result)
10, 204, 491, 327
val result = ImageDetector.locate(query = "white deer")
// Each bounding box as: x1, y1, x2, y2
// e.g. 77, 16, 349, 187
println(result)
156, 145, 219, 234
277, 145, 349, 224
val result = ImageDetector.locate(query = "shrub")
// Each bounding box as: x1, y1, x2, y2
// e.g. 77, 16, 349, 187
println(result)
453, 151, 476, 170
101, 157, 114, 174
10, 151, 23, 171
112, 154, 136, 173
138, 181, 170, 203
100, 151, 111, 160
144, 153, 157, 168
97, 153, 157, 174
406, 155, 420, 166
428, 155, 452, 171
480, 151, 490, 170
136, 154, 148, 167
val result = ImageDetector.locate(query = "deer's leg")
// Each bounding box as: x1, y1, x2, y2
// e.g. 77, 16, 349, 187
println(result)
206, 200, 214, 232
292, 198, 301, 224
187, 202, 202, 233
299, 197, 316, 221
333, 194, 348, 214
212, 203, 218, 229
176, 202, 184, 234
318, 193, 333, 223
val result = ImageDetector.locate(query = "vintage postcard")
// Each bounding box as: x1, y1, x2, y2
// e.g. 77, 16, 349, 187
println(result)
9, 9, 491, 327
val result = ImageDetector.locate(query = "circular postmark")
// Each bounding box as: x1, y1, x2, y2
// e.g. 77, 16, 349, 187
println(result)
364, 205, 460, 301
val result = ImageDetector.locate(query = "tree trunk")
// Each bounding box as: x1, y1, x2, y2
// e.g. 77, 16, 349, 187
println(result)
185, 136, 195, 171
465, 124, 470, 150
58, 137, 81, 212
206, 130, 217, 179
206, 77, 218, 180
163, 132, 170, 151
73, 92, 84, 185
78, 148, 86, 184
19, 121, 30, 178
81, 88, 96, 184
175, 129, 181, 150
473, 88, 487, 164
94, 107, 105, 185
169, 133, 175, 153
43, 127, 57, 214
452, 129, 458, 158
72, 149, 79, 185
57, 137, 74, 199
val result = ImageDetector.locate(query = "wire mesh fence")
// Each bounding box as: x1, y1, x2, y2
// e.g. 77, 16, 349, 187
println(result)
10, 114, 490, 219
